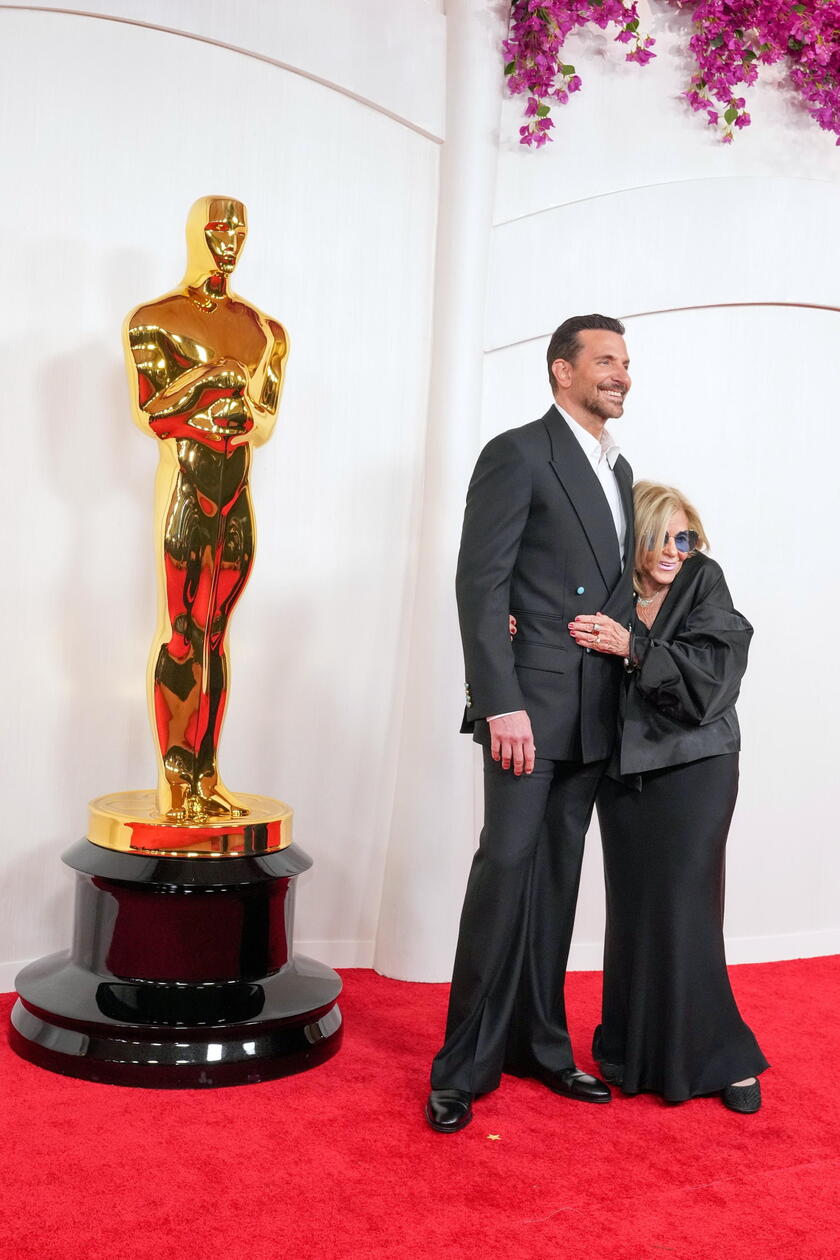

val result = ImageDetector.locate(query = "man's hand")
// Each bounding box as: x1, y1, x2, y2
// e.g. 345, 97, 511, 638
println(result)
487, 710, 535, 776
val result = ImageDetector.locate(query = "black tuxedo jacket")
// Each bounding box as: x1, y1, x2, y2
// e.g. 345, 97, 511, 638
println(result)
457, 404, 635, 763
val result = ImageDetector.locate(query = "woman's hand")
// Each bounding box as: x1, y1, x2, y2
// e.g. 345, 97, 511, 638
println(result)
509, 614, 517, 638
569, 613, 630, 657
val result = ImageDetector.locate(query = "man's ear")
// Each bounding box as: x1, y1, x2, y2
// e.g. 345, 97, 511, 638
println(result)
551, 358, 572, 391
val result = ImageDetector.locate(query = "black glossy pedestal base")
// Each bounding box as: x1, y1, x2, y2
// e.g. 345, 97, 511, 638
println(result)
10, 839, 342, 1088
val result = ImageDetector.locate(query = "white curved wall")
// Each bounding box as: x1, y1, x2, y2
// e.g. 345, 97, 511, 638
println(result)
2, 0, 837, 989
0, 0, 445, 136
486, 3, 840, 967
0, 4, 442, 986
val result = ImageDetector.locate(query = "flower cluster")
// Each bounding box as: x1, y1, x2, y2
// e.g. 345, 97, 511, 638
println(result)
677, 0, 840, 143
503, 0, 656, 147
505, 1, 840, 146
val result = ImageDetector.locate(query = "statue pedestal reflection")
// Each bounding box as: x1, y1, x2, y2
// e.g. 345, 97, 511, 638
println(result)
10, 841, 342, 1088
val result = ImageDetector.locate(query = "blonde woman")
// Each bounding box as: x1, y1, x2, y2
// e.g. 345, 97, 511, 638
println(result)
567, 482, 768, 1111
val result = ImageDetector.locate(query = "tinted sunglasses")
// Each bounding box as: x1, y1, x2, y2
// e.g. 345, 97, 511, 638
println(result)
645, 530, 698, 554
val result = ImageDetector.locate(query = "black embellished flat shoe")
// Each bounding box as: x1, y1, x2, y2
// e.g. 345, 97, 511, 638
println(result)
425, 1088, 473, 1133
597, 1059, 624, 1087
722, 1079, 762, 1113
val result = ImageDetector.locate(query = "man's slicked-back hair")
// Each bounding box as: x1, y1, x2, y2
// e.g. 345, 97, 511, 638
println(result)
546, 314, 625, 388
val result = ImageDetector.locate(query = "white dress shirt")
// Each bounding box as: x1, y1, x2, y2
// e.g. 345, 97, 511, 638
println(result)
488, 408, 626, 721
558, 407, 626, 564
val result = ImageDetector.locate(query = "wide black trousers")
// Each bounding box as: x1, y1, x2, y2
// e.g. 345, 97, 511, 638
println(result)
431, 750, 604, 1095
594, 752, 768, 1102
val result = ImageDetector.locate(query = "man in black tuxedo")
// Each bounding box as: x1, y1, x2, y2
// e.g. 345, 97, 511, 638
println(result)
426, 314, 635, 1133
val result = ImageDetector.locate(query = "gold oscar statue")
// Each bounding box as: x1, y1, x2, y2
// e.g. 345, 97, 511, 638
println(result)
10, 199, 342, 1086
89, 196, 292, 856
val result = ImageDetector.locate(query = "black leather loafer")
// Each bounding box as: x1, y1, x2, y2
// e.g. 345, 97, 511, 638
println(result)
537, 1067, 611, 1103
425, 1088, 473, 1133
722, 1079, 761, 1113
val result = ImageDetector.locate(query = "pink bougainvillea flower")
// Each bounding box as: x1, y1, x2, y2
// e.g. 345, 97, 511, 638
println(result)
504, 0, 655, 145
505, 0, 840, 147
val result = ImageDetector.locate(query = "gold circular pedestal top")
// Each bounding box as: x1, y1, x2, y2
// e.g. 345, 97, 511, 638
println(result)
88, 791, 293, 858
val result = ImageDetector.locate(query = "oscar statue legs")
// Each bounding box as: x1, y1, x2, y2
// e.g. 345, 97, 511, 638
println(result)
153, 456, 253, 820
431, 751, 605, 1095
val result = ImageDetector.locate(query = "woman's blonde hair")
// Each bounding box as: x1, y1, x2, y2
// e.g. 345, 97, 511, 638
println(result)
632, 481, 708, 592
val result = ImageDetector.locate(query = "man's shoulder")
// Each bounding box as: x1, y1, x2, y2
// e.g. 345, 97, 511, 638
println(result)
478, 412, 554, 460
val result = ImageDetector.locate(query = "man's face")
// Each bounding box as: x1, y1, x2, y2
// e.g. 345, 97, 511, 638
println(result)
204, 201, 247, 274
552, 330, 631, 421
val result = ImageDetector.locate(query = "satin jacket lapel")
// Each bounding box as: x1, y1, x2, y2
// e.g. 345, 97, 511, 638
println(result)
614, 453, 634, 569
647, 554, 697, 636
543, 406, 621, 590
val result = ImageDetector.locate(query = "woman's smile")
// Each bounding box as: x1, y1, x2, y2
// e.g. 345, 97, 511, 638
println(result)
639, 509, 690, 594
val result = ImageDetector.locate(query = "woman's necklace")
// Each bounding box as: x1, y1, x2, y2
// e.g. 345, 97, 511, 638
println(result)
636, 587, 665, 608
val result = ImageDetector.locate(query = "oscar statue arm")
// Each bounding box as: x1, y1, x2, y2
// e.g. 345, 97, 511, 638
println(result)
124, 312, 253, 440
247, 318, 289, 447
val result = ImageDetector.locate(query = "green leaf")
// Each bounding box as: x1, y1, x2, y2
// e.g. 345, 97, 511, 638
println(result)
743, 50, 757, 62
504, 61, 515, 75
711, 34, 724, 48
537, 104, 550, 117
625, 19, 639, 32
788, 36, 804, 51
560, 63, 575, 74
724, 106, 738, 124
734, 29, 744, 39
793, 3, 805, 11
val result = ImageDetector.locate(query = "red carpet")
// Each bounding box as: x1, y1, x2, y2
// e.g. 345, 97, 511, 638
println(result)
2, 957, 839, 1259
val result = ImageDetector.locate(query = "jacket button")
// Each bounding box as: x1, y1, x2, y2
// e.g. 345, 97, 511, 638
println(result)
576, 586, 585, 595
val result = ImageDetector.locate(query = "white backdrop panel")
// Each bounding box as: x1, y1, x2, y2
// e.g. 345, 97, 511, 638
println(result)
480, 6, 840, 968
482, 304, 840, 964
0, 9, 439, 985
486, 176, 840, 353
0, 0, 446, 138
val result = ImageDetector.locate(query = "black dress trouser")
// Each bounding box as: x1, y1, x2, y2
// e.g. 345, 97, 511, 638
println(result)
431, 748, 605, 1095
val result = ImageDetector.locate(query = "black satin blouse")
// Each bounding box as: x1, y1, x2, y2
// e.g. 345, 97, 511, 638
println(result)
613, 552, 753, 780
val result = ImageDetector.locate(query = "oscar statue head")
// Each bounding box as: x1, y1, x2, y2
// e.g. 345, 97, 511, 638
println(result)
185, 195, 248, 286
